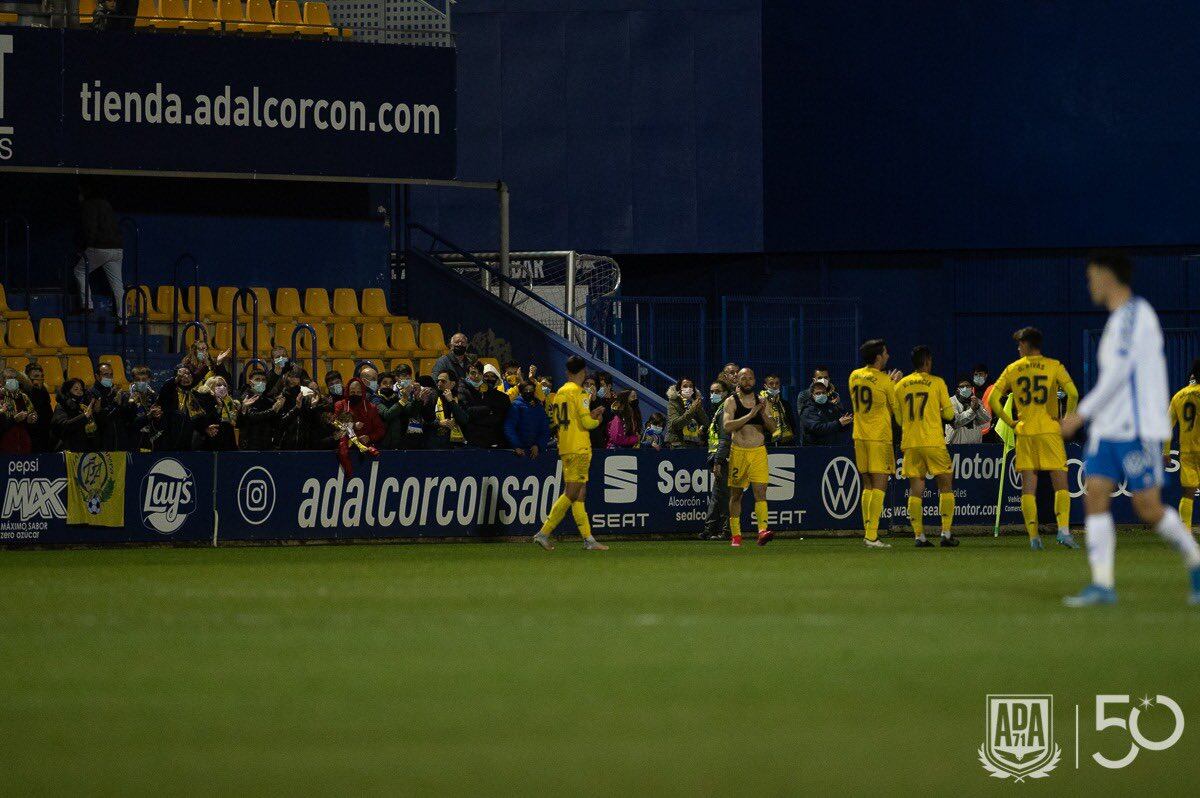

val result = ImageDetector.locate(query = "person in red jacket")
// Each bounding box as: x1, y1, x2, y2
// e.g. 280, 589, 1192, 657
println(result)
333, 377, 384, 474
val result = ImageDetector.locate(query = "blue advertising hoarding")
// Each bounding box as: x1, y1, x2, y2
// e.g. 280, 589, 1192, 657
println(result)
0, 445, 1189, 545
0, 27, 455, 179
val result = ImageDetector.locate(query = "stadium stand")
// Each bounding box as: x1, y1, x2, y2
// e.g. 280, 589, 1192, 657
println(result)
0, 286, 30, 320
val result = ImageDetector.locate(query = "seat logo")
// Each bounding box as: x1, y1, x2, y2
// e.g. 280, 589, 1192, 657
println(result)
820, 456, 860, 519
766, 453, 795, 501
604, 455, 638, 504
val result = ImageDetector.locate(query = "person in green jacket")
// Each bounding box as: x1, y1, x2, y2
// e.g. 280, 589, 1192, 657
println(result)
665, 377, 709, 448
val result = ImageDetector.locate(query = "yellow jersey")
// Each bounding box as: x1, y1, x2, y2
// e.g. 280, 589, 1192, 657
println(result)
550, 381, 599, 455
895, 372, 953, 449
1169, 385, 1200, 454
848, 366, 897, 442
991, 355, 1076, 436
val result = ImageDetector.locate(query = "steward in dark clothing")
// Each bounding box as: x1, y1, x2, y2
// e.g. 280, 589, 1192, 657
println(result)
275, 383, 316, 450
90, 379, 125, 451
463, 377, 511, 448
237, 391, 282, 450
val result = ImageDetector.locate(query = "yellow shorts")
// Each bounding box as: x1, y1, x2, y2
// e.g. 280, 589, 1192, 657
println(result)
728, 445, 769, 490
902, 446, 952, 479
561, 453, 592, 483
1179, 452, 1200, 488
1015, 433, 1067, 472
854, 439, 894, 475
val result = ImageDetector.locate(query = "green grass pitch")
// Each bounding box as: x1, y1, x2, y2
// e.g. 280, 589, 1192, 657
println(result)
2, 533, 1197, 795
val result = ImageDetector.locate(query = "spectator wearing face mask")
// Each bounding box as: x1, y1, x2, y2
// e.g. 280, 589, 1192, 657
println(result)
430, 371, 470, 449
800, 379, 852, 446
641, 412, 667, 450
189, 376, 239, 451
52, 378, 99, 452
275, 370, 317, 450
156, 366, 198, 451
582, 373, 612, 450
264, 346, 294, 398
0, 369, 37, 455
394, 364, 434, 450
794, 366, 839, 418
180, 338, 232, 385
333, 377, 386, 451
666, 377, 709, 448
703, 381, 732, 540
946, 376, 992, 444
373, 371, 408, 449
505, 380, 551, 458
760, 374, 797, 446
90, 361, 126, 451
355, 364, 380, 403
606, 389, 643, 448
432, 332, 473, 385
237, 367, 281, 450
124, 365, 163, 452
23, 363, 54, 453
463, 363, 511, 448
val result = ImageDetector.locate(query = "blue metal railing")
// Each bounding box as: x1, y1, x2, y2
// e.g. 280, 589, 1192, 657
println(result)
119, 217, 140, 290
291, 323, 319, 383
1, 214, 31, 309
171, 253, 201, 349
231, 287, 261, 389
121, 285, 151, 367
1083, 327, 1200, 392
407, 223, 678, 391
591, 296, 707, 386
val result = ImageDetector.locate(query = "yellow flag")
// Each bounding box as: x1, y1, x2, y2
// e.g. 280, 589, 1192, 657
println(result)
994, 396, 1016, 449
66, 452, 126, 528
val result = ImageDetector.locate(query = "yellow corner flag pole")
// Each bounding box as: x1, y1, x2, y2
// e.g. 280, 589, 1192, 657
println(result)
993, 397, 1016, 537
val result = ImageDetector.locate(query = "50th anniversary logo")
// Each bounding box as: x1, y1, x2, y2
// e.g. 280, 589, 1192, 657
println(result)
978, 693, 1185, 782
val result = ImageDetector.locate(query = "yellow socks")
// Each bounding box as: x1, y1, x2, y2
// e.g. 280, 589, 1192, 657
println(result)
939, 491, 955, 535
1054, 489, 1070, 533
861, 488, 885, 540
1020, 493, 1039, 539
540, 493, 573, 535
754, 500, 769, 532
571, 502, 592, 538
1181, 496, 1194, 532
907, 495, 924, 539
870, 489, 885, 537
730, 516, 742, 538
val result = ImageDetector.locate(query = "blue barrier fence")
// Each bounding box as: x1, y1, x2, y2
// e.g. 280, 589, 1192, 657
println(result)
591, 297, 707, 388
1, 445, 1183, 545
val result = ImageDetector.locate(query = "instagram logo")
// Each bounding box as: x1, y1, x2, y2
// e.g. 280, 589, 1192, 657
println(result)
237, 466, 276, 526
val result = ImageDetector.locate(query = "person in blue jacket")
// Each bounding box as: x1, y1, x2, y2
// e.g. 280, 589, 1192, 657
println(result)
799, 379, 853, 445
504, 380, 551, 458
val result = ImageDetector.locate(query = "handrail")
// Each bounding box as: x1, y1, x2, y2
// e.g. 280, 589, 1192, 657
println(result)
408, 222, 678, 387
119, 217, 140, 290
231, 287, 260, 389
291, 323, 318, 383
171, 253, 200, 350
1, 214, 31, 310
120, 284, 151, 367
179, 320, 208, 353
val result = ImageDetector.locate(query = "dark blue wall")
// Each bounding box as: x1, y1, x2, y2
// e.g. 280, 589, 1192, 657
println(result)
410, 0, 764, 254
764, 1, 1200, 252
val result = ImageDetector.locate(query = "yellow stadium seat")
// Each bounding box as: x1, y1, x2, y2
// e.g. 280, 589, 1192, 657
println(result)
213, 286, 239, 322
301, 288, 336, 323
269, 0, 301, 34
330, 323, 361, 358
37, 318, 88, 355
296, 323, 332, 356
151, 0, 187, 27
135, 0, 160, 27
417, 322, 447, 357
183, 286, 218, 321
360, 322, 391, 356
121, 285, 154, 319
302, 1, 340, 36
148, 285, 182, 322
180, 323, 210, 349
98, 355, 130, 391
217, 0, 243, 31
418, 358, 438, 377
388, 359, 415, 376
2, 319, 54, 356
210, 322, 235, 353
331, 288, 361, 319
0, 285, 30, 320
330, 358, 355, 380
274, 288, 303, 321
360, 288, 394, 319
67, 355, 96, 385
389, 322, 418, 355
246, 286, 276, 320
79, 0, 96, 24
185, 0, 222, 30
240, 0, 271, 32
241, 322, 273, 354
309, 358, 329, 384
4, 355, 30, 375
36, 358, 65, 392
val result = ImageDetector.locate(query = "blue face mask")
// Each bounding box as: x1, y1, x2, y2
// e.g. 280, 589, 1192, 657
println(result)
597, 386, 608, 399
274, 356, 287, 367
710, 393, 723, 405
252, 381, 267, 394
646, 425, 662, 436
367, 380, 378, 392
814, 393, 829, 405
100, 377, 113, 389
4, 378, 18, 392
330, 384, 343, 396
766, 387, 780, 397
467, 378, 482, 389
541, 385, 551, 396
134, 381, 150, 393
399, 379, 412, 389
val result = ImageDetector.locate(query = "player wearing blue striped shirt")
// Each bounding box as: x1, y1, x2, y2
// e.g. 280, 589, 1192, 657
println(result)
1059, 253, 1200, 606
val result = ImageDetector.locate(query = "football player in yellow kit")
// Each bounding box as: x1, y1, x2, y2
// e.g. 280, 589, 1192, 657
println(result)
847, 338, 903, 548
989, 327, 1080, 550
532, 355, 609, 551
894, 346, 959, 547
1166, 359, 1200, 534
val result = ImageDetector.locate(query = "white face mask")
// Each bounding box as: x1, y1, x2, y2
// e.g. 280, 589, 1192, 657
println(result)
973, 375, 986, 387
680, 387, 694, 399
214, 385, 228, 399
958, 387, 972, 399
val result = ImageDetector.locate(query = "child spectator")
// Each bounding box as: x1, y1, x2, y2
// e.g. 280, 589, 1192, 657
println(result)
641, 412, 666, 450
